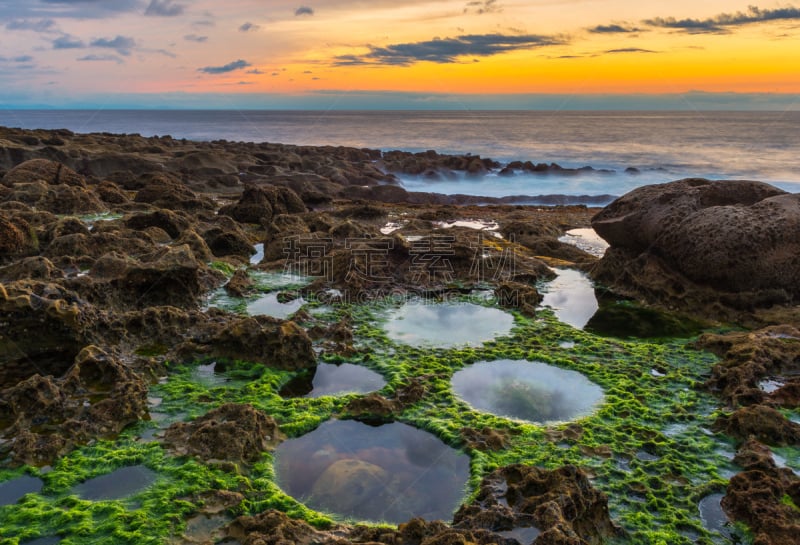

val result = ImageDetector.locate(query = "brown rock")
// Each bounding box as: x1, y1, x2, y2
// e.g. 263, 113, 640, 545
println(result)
3, 159, 86, 188
211, 317, 316, 370
225, 268, 255, 297
163, 403, 284, 463
714, 405, 800, 446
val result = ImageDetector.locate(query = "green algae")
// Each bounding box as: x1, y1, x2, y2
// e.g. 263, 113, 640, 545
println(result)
1, 293, 754, 544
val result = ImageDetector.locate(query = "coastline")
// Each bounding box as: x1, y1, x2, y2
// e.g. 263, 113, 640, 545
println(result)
1, 125, 799, 545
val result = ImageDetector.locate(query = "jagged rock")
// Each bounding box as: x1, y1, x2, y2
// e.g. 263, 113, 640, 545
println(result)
454, 464, 621, 545
714, 405, 800, 446
723, 439, 800, 545
211, 317, 316, 370
219, 184, 306, 225
225, 268, 255, 297
0, 256, 59, 281
495, 282, 542, 316
0, 215, 37, 260
163, 403, 284, 463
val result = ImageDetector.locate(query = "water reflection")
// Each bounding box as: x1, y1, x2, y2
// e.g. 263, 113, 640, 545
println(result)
451, 360, 604, 424
558, 228, 609, 258
384, 302, 514, 348
280, 363, 386, 398
72, 466, 157, 501
540, 269, 598, 330
0, 475, 43, 506
246, 293, 305, 319
274, 420, 470, 524
698, 493, 734, 541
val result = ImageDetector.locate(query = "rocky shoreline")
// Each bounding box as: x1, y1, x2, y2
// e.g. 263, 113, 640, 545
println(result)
1, 125, 799, 544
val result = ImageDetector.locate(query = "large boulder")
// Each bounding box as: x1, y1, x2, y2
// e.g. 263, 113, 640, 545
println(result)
590, 179, 800, 312
210, 316, 316, 370
218, 184, 306, 225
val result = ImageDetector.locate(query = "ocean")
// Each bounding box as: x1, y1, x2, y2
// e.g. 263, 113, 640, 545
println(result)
2, 109, 798, 202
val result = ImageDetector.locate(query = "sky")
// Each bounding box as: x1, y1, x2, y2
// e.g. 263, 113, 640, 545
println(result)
0, 0, 798, 109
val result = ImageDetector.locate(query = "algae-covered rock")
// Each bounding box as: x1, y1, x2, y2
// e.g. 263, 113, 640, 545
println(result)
164, 403, 284, 463
454, 464, 621, 545
714, 405, 800, 446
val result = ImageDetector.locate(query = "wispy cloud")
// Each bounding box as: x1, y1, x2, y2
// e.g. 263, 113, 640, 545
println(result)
295, 6, 314, 16
90, 35, 136, 56
6, 19, 58, 32
605, 48, 657, 54
645, 5, 800, 34
198, 59, 251, 74
333, 33, 563, 66
32, 0, 143, 19
246, 68, 264, 74
464, 0, 502, 15
184, 34, 208, 42
145, 0, 185, 17
53, 34, 85, 49
239, 22, 260, 32
589, 24, 641, 34
78, 54, 124, 64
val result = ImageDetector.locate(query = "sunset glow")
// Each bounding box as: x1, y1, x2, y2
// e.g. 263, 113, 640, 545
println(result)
1, 0, 798, 108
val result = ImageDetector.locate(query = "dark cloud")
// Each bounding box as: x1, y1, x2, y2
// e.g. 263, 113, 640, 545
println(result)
239, 22, 260, 32
246, 68, 264, 74
6, 19, 58, 32
198, 59, 251, 74
90, 35, 136, 56
184, 34, 208, 42
295, 6, 314, 16
53, 34, 85, 49
464, 0, 502, 15
589, 24, 640, 33
333, 33, 563, 66
77, 54, 124, 64
14, 55, 35, 62
605, 48, 657, 54
645, 5, 800, 34
145, 0, 184, 17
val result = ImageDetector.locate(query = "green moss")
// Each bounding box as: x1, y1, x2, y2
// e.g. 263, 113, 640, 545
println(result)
208, 261, 236, 276
1, 293, 749, 544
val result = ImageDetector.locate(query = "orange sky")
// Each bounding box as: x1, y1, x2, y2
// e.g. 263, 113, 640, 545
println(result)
0, 1, 798, 107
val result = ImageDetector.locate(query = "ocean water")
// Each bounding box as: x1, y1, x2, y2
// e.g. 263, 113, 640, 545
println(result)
2, 109, 798, 200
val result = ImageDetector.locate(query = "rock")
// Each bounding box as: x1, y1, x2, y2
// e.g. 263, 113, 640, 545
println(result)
590, 179, 800, 312
202, 218, 256, 259
227, 510, 329, 545
0, 256, 59, 281
495, 282, 542, 316
211, 317, 316, 370
454, 464, 621, 545
460, 427, 509, 451
3, 159, 86, 188
95, 181, 130, 204
125, 209, 190, 239
225, 268, 255, 297
714, 405, 800, 446
0, 215, 37, 260
697, 326, 800, 407
1, 345, 148, 465
90, 245, 204, 309
163, 403, 284, 463
219, 184, 306, 225
723, 439, 800, 545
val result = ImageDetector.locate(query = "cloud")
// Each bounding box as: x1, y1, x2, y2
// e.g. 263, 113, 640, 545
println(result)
198, 59, 251, 74
33, 0, 144, 18
239, 22, 260, 32
53, 34, 85, 49
464, 0, 502, 15
6, 19, 58, 32
13, 55, 35, 62
78, 54, 124, 64
589, 24, 640, 33
246, 68, 264, 74
90, 35, 136, 56
145, 0, 185, 17
295, 6, 314, 16
645, 5, 800, 34
333, 33, 563, 66
605, 48, 657, 54
184, 34, 208, 42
